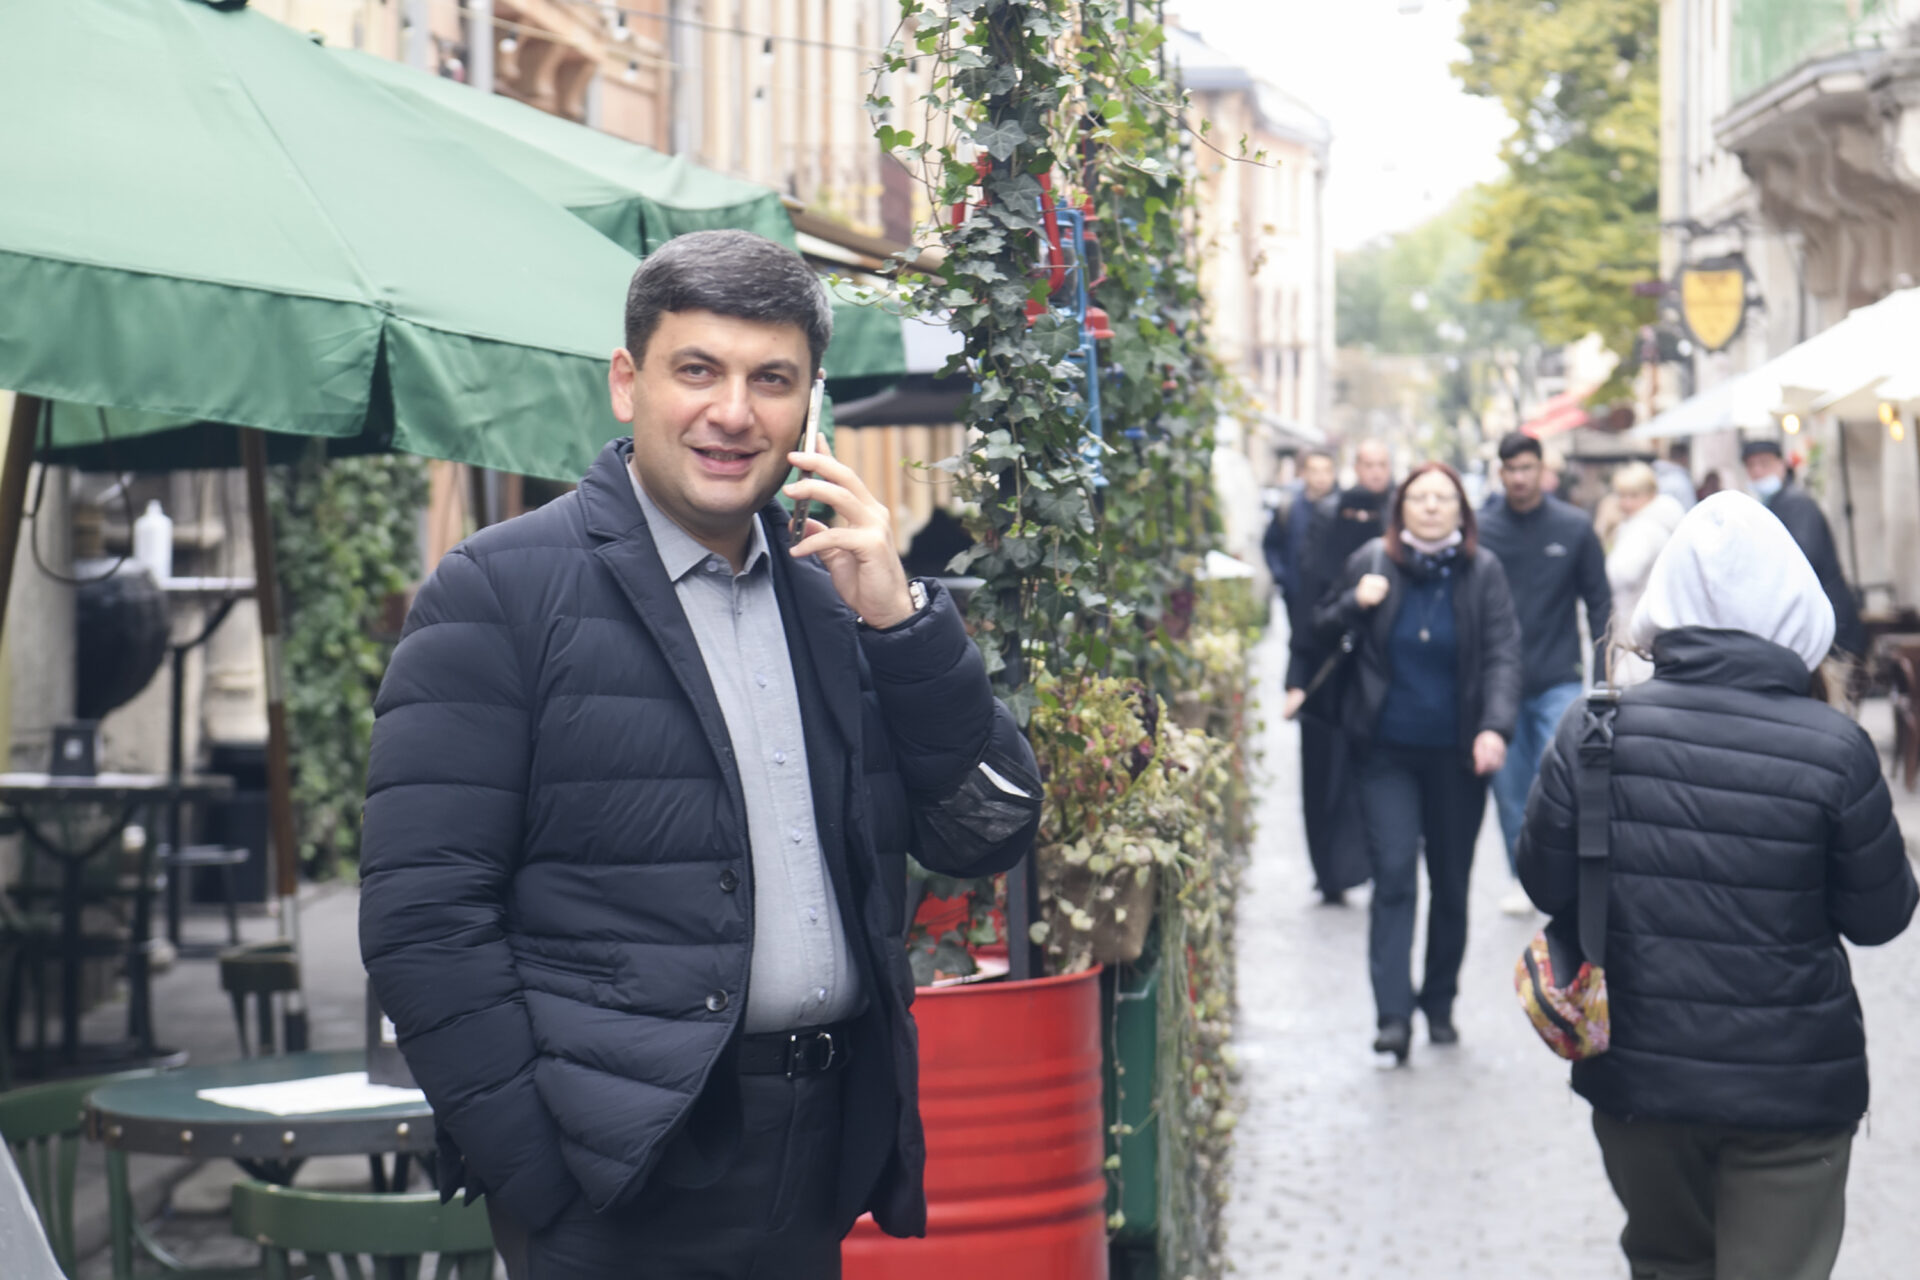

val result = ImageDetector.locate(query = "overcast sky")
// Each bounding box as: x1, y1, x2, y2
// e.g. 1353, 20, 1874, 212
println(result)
1174, 0, 1512, 252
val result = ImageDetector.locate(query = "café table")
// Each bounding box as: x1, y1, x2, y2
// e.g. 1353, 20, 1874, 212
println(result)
87, 1049, 436, 1280
0, 772, 231, 1073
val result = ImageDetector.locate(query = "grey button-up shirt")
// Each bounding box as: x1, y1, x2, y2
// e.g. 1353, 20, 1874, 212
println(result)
628, 467, 863, 1032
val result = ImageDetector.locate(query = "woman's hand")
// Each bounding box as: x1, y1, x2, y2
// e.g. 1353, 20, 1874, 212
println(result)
1354, 573, 1391, 609
1472, 730, 1508, 777
1282, 688, 1307, 721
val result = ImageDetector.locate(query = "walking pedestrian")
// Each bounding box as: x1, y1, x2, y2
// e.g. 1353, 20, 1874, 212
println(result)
1477, 432, 1610, 916
358, 231, 1042, 1279
1742, 440, 1866, 661
1518, 491, 1916, 1280
1281, 440, 1393, 905
1603, 462, 1685, 686
1262, 448, 1336, 609
1315, 462, 1521, 1062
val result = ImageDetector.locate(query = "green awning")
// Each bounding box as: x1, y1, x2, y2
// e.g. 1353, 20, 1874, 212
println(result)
335, 49, 909, 395
1, 0, 644, 481
333, 48, 796, 260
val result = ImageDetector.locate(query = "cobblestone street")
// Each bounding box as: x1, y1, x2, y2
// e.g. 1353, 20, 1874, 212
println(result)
1226, 617, 1920, 1279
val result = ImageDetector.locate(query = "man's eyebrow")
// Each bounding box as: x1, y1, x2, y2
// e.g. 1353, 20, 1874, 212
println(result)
665, 347, 800, 378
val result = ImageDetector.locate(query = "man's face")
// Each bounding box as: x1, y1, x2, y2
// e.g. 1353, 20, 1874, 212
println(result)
1302, 455, 1336, 500
1354, 446, 1392, 494
1744, 453, 1787, 486
1500, 452, 1544, 509
608, 309, 812, 543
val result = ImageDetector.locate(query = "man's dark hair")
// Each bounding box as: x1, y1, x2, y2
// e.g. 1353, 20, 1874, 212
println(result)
1497, 432, 1543, 463
623, 230, 833, 374
1302, 448, 1335, 467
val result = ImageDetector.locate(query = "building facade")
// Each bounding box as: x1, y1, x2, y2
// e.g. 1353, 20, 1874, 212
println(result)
1656, 0, 1920, 610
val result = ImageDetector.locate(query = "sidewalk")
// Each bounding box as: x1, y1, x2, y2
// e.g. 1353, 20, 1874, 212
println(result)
69, 880, 372, 1276
1226, 613, 1920, 1278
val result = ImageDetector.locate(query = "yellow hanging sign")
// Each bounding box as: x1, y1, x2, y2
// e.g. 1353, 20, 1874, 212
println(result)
1677, 257, 1750, 353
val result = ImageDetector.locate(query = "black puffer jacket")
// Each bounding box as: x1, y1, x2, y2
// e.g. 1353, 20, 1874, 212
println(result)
1312, 538, 1522, 754
360, 441, 1040, 1236
1518, 628, 1917, 1130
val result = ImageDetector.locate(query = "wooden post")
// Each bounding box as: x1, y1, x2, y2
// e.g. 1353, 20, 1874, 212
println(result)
239, 430, 301, 914
0, 393, 45, 653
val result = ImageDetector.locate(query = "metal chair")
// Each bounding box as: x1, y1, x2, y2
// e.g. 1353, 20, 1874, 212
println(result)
229, 1180, 495, 1280
218, 940, 305, 1058
0, 1069, 157, 1277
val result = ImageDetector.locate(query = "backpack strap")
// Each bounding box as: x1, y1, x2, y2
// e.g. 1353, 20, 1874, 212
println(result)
1575, 688, 1620, 968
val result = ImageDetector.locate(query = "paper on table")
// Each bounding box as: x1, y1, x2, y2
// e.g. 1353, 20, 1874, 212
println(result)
196, 1072, 425, 1117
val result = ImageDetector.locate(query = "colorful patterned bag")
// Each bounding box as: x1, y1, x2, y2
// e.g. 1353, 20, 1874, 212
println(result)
1514, 690, 1618, 1062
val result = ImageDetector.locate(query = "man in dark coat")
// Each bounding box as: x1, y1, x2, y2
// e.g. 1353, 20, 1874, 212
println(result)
1262, 448, 1337, 605
1742, 439, 1865, 660
1280, 439, 1392, 903
358, 230, 1041, 1279
1477, 432, 1610, 916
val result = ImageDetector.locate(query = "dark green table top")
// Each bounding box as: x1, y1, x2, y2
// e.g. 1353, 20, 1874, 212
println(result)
87, 1050, 435, 1160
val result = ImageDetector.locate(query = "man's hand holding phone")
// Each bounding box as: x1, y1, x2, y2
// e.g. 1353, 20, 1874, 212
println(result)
785, 375, 916, 628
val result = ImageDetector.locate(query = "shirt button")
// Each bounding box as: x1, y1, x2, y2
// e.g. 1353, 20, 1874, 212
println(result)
755, 673, 768, 689
790, 826, 803, 844
807, 907, 819, 923
816, 987, 828, 1004
718, 869, 739, 893
773, 751, 787, 765
705, 991, 729, 1013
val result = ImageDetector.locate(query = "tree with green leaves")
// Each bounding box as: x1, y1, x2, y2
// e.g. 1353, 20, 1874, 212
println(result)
1454, 0, 1659, 368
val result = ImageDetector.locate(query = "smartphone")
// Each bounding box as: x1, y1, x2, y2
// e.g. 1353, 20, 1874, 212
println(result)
788, 373, 827, 543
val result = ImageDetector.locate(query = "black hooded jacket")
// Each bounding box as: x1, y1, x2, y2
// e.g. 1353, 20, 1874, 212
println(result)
359, 440, 1040, 1237
1518, 628, 1916, 1131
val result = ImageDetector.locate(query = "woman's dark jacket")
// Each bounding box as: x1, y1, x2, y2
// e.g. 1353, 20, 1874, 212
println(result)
359, 441, 1041, 1238
1518, 628, 1917, 1131
1311, 538, 1522, 753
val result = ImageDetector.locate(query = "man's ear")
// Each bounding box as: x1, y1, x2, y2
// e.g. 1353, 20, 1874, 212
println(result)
609, 348, 638, 424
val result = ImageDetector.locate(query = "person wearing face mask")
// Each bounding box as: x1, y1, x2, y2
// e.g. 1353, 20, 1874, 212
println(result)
1741, 440, 1865, 662
1519, 492, 1915, 1280
1603, 463, 1685, 686
1315, 463, 1521, 1063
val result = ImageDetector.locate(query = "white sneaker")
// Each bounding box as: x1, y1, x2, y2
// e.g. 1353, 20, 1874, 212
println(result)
1500, 884, 1536, 917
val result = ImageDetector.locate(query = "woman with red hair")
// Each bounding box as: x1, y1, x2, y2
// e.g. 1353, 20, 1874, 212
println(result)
1314, 462, 1522, 1064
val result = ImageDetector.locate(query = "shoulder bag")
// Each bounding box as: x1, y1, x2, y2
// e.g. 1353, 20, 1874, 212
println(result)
1514, 688, 1619, 1061
1297, 542, 1387, 720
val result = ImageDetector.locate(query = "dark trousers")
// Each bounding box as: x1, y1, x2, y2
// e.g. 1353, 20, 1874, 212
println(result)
1592, 1110, 1852, 1280
488, 1069, 845, 1280
1300, 717, 1371, 896
1358, 743, 1486, 1025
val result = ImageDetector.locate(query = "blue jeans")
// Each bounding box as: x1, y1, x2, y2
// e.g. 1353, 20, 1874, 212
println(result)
1490, 680, 1583, 873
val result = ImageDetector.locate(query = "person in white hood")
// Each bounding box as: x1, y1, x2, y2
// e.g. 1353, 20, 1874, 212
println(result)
1519, 490, 1914, 1280
1625, 490, 1837, 679
1603, 463, 1688, 686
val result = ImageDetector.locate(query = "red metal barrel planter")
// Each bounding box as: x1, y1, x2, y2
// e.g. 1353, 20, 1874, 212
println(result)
841, 968, 1109, 1279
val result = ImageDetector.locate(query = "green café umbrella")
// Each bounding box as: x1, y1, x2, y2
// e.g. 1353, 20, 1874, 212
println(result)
0, 0, 639, 482
0, 0, 646, 922
333, 48, 912, 397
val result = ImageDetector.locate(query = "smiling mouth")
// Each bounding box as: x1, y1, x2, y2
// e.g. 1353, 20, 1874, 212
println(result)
693, 446, 758, 465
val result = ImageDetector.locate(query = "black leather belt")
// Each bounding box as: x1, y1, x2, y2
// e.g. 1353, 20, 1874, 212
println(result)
736, 1024, 852, 1077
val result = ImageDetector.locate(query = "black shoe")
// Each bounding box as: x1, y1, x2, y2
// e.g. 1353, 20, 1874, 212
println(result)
1372, 1019, 1411, 1064
1428, 1018, 1459, 1046
1318, 889, 1347, 907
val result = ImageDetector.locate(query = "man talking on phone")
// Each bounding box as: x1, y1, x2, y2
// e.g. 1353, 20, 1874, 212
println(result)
359, 230, 1042, 1278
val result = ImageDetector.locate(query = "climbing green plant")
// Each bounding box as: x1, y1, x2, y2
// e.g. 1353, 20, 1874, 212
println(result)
874, 6, 1250, 1274
270, 449, 425, 878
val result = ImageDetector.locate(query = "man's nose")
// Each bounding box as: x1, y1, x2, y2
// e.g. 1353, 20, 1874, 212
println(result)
706, 378, 754, 432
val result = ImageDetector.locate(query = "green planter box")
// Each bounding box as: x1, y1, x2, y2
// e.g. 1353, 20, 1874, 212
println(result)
1101, 954, 1160, 1247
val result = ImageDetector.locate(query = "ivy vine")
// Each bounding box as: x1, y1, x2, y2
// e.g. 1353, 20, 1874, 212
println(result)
270, 448, 425, 879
